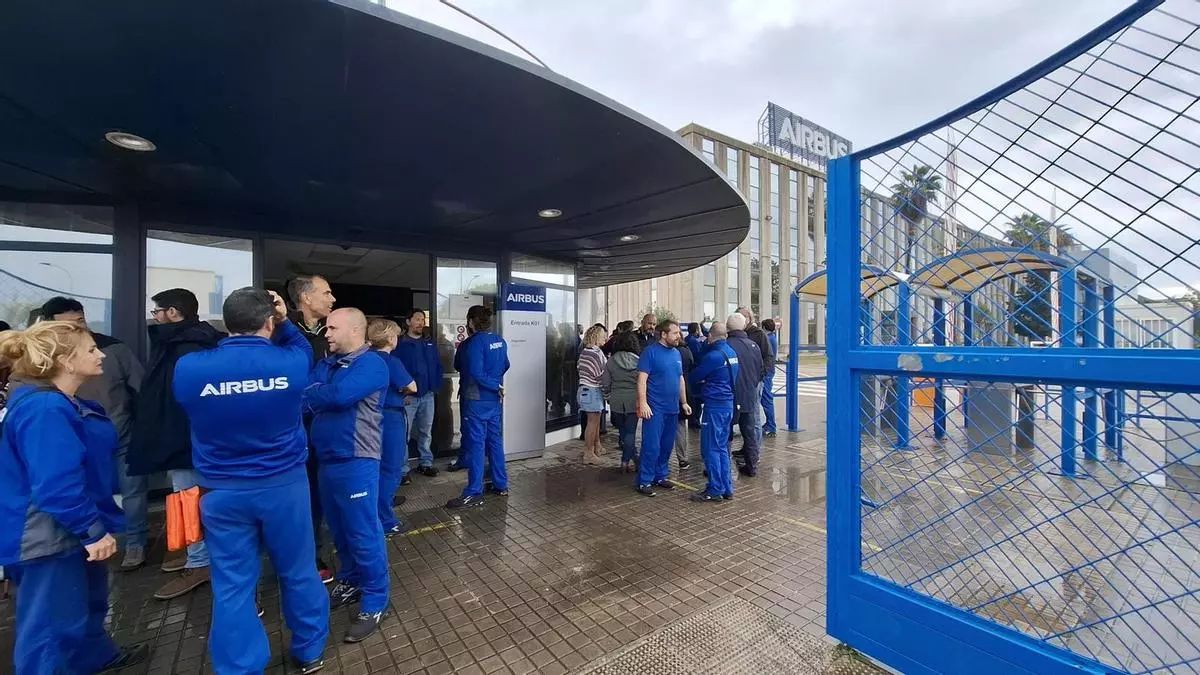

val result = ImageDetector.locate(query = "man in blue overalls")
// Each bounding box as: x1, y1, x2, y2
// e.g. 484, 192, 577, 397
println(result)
688, 321, 739, 502
446, 305, 510, 509
304, 307, 389, 643
635, 319, 692, 496
173, 289, 329, 674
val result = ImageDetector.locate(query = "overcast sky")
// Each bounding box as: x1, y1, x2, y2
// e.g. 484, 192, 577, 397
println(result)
397, 0, 1132, 149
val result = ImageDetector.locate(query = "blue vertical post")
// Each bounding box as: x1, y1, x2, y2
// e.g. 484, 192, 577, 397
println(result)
894, 283, 912, 450
824, 156, 862, 639
1101, 284, 1121, 460
1060, 271, 1078, 476
1082, 278, 1100, 460
962, 294, 974, 429
787, 290, 801, 432
933, 297, 947, 440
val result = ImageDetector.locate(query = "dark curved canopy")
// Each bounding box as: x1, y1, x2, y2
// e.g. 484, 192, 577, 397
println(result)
0, 0, 747, 288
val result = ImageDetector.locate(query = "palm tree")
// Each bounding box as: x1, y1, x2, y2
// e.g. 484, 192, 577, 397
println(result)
890, 164, 943, 272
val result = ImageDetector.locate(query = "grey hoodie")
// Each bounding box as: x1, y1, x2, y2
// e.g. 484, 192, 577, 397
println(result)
601, 351, 640, 414
76, 333, 142, 448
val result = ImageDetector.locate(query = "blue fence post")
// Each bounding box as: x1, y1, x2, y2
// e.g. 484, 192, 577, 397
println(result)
933, 297, 947, 440
787, 291, 801, 432
824, 154, 861, 641
1100, 284, 1122, 460
1082, 278, 1100, 460
963, 294, 974, 429
894, 283, 912, 450
1060, 271, 1078, 476
861, 299, 873, 346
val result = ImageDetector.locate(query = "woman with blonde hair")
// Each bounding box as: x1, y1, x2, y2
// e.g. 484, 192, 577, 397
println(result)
576, 324, 609, 463
0, 321, 148, 672
366, 318, 417, 536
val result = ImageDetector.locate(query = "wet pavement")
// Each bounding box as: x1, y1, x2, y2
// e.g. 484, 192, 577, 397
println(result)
0, 395, 879, 674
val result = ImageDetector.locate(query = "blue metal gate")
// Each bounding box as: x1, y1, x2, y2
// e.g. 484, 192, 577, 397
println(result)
826, 1, 1200, 672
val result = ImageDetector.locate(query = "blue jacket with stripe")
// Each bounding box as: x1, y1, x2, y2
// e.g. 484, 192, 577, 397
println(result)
304, 346, 388, 463
172, 319, 314, 489
0, 385, 123, 565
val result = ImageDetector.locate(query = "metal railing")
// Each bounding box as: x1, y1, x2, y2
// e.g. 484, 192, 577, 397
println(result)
826, 1, 1200, 673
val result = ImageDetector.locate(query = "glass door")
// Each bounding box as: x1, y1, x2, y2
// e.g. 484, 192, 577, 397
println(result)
434, 258, 498, 453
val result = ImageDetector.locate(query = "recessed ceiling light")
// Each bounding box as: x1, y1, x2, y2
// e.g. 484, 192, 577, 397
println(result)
639, 263, 655, 269
538, 208, 562, 218
105, 131, 156, 152
619, 234, 640, 242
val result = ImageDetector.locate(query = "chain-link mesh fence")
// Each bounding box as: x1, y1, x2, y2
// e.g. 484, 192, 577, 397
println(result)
828, 1, 1200, 672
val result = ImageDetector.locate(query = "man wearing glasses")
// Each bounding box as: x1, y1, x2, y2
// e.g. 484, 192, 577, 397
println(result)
128, 288, 225, 601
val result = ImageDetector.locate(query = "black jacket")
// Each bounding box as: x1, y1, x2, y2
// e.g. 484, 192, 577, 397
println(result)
746, 324, 774, 373
676, 343, 697, 403
289, 312, 329, 365
127, 320, 225, 475
727, 330, 766, 412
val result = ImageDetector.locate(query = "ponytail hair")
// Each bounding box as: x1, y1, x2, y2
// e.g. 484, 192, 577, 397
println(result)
0, 320, 89, 382
366, 318, 401, 350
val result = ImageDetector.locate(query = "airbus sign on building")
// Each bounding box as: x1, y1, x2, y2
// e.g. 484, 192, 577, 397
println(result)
761, 102, 852, 168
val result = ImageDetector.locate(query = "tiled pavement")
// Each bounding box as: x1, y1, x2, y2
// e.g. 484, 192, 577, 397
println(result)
0, 399, 881, 674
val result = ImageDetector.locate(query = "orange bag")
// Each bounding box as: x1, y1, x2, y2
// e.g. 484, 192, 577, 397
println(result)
165, 487, 204, 551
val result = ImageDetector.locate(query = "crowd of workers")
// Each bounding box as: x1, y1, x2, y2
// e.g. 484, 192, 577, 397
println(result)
585, 309, 778, 499
0, 280, 778, 673
0, 275, 508, 674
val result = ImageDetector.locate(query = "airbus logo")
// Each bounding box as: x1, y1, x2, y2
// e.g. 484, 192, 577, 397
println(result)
350, 491, 368, 499
490, 342, 503, 350
200, 377, 290, 397
506, 292, 545, 304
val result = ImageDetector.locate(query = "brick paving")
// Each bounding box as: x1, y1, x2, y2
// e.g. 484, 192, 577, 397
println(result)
0, 398, 876, 674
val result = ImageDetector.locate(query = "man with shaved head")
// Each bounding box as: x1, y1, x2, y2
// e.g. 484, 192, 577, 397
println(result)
303, 307, 391, 643
688, 321, 739, 501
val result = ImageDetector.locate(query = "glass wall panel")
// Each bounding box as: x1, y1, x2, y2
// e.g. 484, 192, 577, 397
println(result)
0, 203, 114, 332
436, 257, 498, 452
146, 231, 254, 328
509, 254, 579, 430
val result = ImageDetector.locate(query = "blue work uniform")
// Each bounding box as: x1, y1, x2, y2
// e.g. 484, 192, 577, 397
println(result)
1, 385, 125, 675
394, 333, 443, 471
376, 350, 414, 530
304, 347, 390, 614
173, 319, 329, 673
454, 331, 510, 497
686, 334, 706, 362
637, 342, 684, 487
690, 341, 739, 497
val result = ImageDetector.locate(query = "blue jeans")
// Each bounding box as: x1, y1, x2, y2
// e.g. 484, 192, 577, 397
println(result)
761, 371, 777, 433
14, 551, 119, 675
404, 392, 436, 470
116, 445, 148, 547
319, 459, 389, 614
638, 411, 678, 486
612, 412, 639, 463
200, 479, 329, 672
170, 469, 209, 569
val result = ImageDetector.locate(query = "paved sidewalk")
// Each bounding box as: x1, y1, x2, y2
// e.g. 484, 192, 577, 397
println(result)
0, 398, 879, 674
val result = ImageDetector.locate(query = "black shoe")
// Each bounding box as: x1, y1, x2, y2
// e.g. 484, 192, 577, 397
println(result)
636, 484, 657, 497
653, 480, 675, 490
738, 465, 757, 477
678, 460, 691, 469
446, 460, 465, 472
385, 522, 409, 538
418, 465, 439, 477
344, 611, 384, 643
257, 604, 265, 618
329, 581, 362, 609
445, 495, 484, 509
292, 654, 325, 674
763, 430, 777, 438
483, 482, 509, 496
399, 475, 412, 486
391, 494, 407, 507
723, 493, 734, 501
690, 492, 723, 503
99, 643, 150, 672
